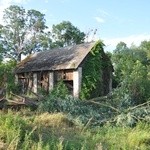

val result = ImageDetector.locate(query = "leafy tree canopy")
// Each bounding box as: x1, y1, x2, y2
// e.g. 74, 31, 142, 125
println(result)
112, 40, 150, 105
0, 5, 50, 62
0, 6, 86, 62
52, 21, 85, 47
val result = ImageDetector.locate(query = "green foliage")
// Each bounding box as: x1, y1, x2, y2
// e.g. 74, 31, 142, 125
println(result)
1, 5, 48, 61
38, 94, 115, 126
0, 110, 149, 150
52, 21, 85, 47
80, 40, 105, 99
115, 104, 150, 127
0, 47, 4, 62
94, 122, 150, 150
0, 110, 28, 147
0, 60, 18, 94
1, 5, 86, 62
0, 28, 4, 61
50, 81, 69, 99
112, 40, 150, 105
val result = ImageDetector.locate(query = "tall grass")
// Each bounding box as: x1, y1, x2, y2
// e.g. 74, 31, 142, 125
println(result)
0, 110, 149, 150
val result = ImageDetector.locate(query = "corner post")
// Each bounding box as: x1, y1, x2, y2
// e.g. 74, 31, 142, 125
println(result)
15, 74, 18, 85
73, 67, 82, 98
33, 73, 37, 93
49, 72, 54, 92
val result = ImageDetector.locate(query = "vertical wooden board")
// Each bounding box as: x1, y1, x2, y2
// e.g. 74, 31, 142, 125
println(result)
64, 71, 73, 80
33, 73, 37, 93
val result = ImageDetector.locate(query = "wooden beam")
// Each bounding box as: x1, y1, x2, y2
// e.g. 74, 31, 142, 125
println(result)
49, 72, 54, 92
15, 74, 18, 84
73, 67, 82, 98
33, 73, 37, 93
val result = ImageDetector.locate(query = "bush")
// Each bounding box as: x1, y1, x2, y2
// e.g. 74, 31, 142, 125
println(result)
50, 80, 69, 99
0, 110, 28, 149
38, 94, 115, 127
0, 60, 18, 95
34, 112, 74, 128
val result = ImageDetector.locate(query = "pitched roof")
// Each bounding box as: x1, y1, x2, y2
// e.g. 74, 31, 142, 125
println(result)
15, 42, 95, 73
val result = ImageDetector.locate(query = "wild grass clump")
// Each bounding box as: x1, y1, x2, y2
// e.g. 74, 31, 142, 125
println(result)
0, 110, 99, 150
0, 110, 29, 149
34, 112, 74, 128
0, 109, 150, 150
126, 123, 150, 149
87, 122, 150, 150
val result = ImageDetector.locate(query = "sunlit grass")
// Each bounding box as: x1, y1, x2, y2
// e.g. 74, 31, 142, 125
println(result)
0, 110, 149, 150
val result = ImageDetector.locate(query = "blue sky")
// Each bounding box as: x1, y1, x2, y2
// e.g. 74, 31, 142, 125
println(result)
0, 0, 150, 51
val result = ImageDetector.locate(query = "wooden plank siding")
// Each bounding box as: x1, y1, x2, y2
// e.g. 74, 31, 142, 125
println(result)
17, 70, 74, 94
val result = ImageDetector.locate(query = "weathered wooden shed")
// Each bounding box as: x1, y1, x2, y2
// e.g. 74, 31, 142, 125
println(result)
15, 41, 113, 99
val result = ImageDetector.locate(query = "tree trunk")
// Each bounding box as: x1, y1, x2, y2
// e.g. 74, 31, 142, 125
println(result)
17, 53, 22, 62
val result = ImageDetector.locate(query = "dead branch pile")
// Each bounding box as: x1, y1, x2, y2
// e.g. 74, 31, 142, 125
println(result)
0, 88, 43, 110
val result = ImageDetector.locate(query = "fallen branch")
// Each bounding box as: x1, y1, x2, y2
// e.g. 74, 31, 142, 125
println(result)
10, 92, 23, 99
87, 100, 120, 113
87, 95, 111, 102
128, 101, 150, 111
10, 92, 25, 102
0, 96, 5, 101
28, 90, 44, 101
81, 117, 93, 133
7, 99, 25, 105
6, 98, 38, 109
0, 97, 6, 109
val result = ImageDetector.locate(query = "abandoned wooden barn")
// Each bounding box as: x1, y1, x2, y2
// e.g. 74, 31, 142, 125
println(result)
14, 41, 113, 99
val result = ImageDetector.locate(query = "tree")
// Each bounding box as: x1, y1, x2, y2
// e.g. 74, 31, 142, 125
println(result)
0, 25, 4, 62
139, 40, 150, 64
112, 41, 150, 105
24, 9, 52, 54
52, 21, 85, 47
139, 40, 150, 54
115, 41, 128, 52
0, 60, 17, 93
0, 5, 50, 62
112, 42, 132, 84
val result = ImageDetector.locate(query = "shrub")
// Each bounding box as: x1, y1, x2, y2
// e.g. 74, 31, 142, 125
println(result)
38, 94, 115, 127
50, 80, 69, 99
0, 60, 19, 95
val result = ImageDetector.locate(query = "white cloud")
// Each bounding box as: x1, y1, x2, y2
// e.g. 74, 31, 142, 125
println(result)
103, 34, 150, 52
94, 9, 110, 24
13, 0, 29, 3
44, 0, 49, 3
55, 0, 69, 3
97, 9, 109, 17
94, 17, 105, 23
0, 0, 11, 24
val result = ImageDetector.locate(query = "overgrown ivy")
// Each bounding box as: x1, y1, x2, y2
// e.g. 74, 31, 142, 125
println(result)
80, 40, 105, 100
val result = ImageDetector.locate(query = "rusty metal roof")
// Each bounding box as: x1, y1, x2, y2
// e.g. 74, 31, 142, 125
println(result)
15, 42, 95, 73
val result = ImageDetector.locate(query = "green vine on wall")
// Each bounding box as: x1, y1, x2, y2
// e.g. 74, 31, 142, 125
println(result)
80, 40, 105, 100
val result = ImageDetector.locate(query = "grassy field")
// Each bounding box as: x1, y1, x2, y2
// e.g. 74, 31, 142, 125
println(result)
0, 109, 150, 150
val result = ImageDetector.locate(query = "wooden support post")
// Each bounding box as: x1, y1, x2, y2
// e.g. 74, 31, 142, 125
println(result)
15, 74, 18, 85
28, 73, 32, 91
73, 67, 82, 98
49, 72, 54, 92
33, 73, 37, 93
